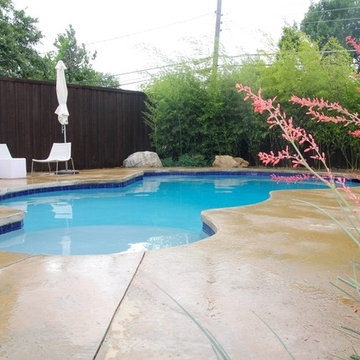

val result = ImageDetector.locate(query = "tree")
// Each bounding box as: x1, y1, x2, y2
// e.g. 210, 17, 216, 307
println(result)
52, 25, 119, 87
278, 25, 303, 52
300, 0, 360, 49
0, 0, 48, 79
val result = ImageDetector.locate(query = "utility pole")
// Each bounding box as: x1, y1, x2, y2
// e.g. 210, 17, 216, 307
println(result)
212, 0, 222, 72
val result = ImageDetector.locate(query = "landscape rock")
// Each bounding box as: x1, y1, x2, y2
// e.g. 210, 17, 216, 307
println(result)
234, 157, 249, 168
212, 155, 238, 168
123, 151, 163, 168
212, 155, 249, 168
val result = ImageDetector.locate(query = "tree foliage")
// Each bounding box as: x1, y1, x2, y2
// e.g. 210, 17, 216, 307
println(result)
300, 0, 360, 49
0, 0, 47, 79
0, 0, 119, 87
267, 28, 358, 105
53, 25, 96, 83
51, 25, 119, 87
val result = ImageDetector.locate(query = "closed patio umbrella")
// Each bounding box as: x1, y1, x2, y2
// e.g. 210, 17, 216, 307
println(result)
54, 60, 69, 143
53, 60, 77, 174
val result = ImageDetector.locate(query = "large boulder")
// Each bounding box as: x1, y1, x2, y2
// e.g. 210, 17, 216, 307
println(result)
123, 151, 163, 168
212, 155, 249, 168
212, 155, 238, 168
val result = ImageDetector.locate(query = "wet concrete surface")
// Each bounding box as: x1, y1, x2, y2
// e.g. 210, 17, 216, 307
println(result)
0, 206, 23, 228
98, 188, 359, 359
0, 252, 144, 360
0, 168, 359, 359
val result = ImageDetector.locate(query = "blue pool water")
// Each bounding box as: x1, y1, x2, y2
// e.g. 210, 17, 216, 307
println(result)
0, 174, 328, 255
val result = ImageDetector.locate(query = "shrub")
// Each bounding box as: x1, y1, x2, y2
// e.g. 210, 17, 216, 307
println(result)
161, 153, 210, 167
177, 154, 210, 167
161, 157, 176, 167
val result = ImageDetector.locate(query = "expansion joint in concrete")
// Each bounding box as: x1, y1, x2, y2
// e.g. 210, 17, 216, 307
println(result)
92, 251, 146, 359
0, 254, 37, 270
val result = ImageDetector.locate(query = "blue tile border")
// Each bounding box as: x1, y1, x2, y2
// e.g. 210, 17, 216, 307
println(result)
0, 220, 23, 235
143, 170, 359, 184
202, 222, 215, 236
143, 170, 320, 178
143, 170, 278, 177
0, 175, 144, 202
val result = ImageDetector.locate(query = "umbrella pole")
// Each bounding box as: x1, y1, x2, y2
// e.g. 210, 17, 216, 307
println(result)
63, 125, 67, 143
62, 125, 69, 171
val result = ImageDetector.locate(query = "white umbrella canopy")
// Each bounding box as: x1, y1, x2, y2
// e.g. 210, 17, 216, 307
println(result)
54, 60, 69, 142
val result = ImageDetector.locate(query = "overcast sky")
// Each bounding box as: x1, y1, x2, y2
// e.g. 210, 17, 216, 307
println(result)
12, 0, 313, 89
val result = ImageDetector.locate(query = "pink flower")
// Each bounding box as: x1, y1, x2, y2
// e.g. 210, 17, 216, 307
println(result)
270, 173, 311, 184
348, 130, 360, 137
346, 36, 360, 56
237, 83, 327, 170
289, 95, 360, 135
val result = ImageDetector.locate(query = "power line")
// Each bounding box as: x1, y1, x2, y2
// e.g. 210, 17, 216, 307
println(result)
76, 61, 207, 84
110, 63, 185, 77
85, 13, 212, 46
120, 78, 151, 86
118, 62, 255, 87
302, 17, 360, 25
99, 57, 212, 79
118, 51, 360, 87
76, 47, 360, 86
228, 49, 358, 59
305, 5, 360, 14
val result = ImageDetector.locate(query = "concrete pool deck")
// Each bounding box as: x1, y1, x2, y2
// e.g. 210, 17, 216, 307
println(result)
0, 168, 359, 359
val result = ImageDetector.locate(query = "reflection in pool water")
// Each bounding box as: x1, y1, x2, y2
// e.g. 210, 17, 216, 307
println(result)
0, 174, 327, 255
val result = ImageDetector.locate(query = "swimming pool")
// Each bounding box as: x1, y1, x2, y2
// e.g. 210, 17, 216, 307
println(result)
0, 173, 328, 255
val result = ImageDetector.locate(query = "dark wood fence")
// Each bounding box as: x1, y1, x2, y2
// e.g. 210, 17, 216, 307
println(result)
0, 76, 152, 170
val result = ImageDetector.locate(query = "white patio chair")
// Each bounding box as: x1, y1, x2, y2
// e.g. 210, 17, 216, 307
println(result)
0, 144, 12, 159
31, 142, 75, 175
0, 144, 27, 178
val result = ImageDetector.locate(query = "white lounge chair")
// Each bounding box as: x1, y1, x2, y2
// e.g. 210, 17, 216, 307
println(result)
0, 144, 27, 178
31, 142, 75, 175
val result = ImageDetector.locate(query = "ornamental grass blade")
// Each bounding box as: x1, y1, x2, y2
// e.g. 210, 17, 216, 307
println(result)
154, 283, 231, 360
330, 281, 360, 304
341, 326, 360, 337
331, 355, 353, 360
338, 277, 360, 298
336, 326, 360, 341
352, 263, 360, 297
332, 189, 360, 238
296, 199, 360, 249
251, 310, 296, 360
